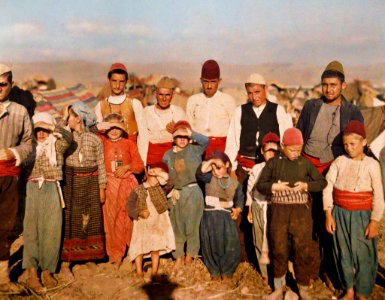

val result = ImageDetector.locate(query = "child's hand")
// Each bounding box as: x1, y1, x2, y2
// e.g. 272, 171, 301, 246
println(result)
114, 165, 130, 178
325, 211, 336, 235
272, 180, 290, 192
139, 209, 150, 219
167, 189, 180, 205
365, 220, 378, 239
231, 207, 242, 220
166, 121, 175, 133
99, 188, 106, 204
292, 181, 308, 192
247, 206, 253, 224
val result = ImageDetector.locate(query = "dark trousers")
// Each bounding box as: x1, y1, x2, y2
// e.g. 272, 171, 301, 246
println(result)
0, 176, 19, 261
269, 203, 319, 286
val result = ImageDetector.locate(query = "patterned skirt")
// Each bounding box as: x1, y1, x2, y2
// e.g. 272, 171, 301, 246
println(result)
61, 166, 105, 261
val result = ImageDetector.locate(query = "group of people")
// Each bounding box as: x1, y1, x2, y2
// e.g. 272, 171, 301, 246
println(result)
0, 59, 384, 300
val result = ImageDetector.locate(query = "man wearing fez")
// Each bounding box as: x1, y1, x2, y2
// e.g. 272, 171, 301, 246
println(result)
0, 64, 32, 291
186, 59, 236, 159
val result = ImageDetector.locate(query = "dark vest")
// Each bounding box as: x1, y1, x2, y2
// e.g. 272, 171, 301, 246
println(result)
205, 176, 238, 202
239, 101, 279, 159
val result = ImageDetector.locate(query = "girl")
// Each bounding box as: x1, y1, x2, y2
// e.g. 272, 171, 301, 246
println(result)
100, 113, 144, 268
60, 101, 107, 280
323, 120, 384, 300
22, 112, 72, 291
126, 168, 175, 280
197, 151, 244, 281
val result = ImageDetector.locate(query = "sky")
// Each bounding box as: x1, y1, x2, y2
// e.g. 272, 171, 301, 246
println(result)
1, 0, 384, 65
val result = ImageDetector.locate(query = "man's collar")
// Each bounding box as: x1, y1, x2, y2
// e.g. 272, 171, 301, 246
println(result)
107, 94, 126, 105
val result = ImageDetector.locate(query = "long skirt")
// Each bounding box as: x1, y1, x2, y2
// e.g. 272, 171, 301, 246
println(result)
332, 206, 377, 296
23, 181, 62, 272
104, 172, 137, 263
61, 166, 105, 262
200, 209, 241, 277
128, 196, 175, 261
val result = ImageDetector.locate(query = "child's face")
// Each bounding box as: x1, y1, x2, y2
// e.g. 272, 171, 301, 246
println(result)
174, 136, 189, 149
107, 127, 123, 141
262, 143, 278, 162
68, 112, 80, 130
343, 133, 366, 160
212, 161, 229, 179
35, 128, 50, 143
282, 144, 303, 161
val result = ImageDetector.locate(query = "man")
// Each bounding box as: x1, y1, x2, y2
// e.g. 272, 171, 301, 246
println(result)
186, 59, 236, 159
143, 77, 186, 170
225, 73, 292, 262
296, 60, 364, 284
94, 63, 148, 163
226, 73, 292, 184
0, 64, 32, 291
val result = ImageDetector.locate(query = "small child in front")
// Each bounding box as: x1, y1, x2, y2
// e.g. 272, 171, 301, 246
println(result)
257, 128, 327, 300
197, 151, 244, 281
163, 120, 208, 272
126, 167, 175, 281
246, 132, 280, 284
323, 120, 384, 300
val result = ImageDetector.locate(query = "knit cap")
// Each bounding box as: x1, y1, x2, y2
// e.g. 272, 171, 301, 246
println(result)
201, 59, 220, 80
324, 60, 344, 76
172, 120, 192, 138
344, 120, 366, 138
156, 76, 175, 89
262, 132, 280, 145
282, 128, 304, 146
245, 73, 266, 85
109, 62, 127, 73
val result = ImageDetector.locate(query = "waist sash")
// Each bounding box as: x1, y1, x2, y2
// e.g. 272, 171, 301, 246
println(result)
0, 159, 20, 176
236, 154, 256, 169
205, 136, 227, 160
147, 141, 173, 167
333, 188, 372, 211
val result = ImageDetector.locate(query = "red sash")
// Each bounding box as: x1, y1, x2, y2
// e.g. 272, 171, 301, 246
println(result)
236, 154, 255, 169
303, 153, 332, 176
147, 142, 173, 170
0, 160, 20, 176
204, 136, 227, 160
333, 188, 372, 211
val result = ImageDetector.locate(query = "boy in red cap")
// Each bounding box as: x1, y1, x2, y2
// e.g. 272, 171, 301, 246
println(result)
246, 132, 280, 284
163, 120, 209, 273
323, 120, 384, 300
257, 128, 327, 300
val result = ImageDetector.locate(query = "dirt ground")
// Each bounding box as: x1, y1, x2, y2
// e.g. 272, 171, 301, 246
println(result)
2, 221, 385, 300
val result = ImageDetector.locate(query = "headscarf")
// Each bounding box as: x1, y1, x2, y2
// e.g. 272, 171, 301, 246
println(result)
71, 101, 97, 128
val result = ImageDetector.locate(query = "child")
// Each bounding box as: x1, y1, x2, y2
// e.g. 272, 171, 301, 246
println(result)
99, 113, 144, 268
246, 132, 280, 284
323, 120, 384, 300
22, 112, 72, 291
126, 167, 175, 280
162, 120, 208, 272
60, 101, 107, 279
256, 128, 327, 300
197, 151, 244, 281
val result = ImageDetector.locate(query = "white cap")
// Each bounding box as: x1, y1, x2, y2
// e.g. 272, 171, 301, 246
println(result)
0, 64, 11, 76
245, 73, 266, 85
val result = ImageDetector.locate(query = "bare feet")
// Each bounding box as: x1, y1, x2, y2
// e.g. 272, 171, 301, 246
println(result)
26, 269, 44, 292
284, 290, 299, 300
265, 287, 284, 300
356, 294, 367, 300
41, 270, 58, 289
185, 255, 193, 265
211, 275, 221, 282
339, 288, 354, 300
59, 262, 74, 282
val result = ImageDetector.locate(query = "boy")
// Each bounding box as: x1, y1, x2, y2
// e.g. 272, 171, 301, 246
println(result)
163, 120, 208, 273
257, 128, 327, 300
323, 120, 384, 300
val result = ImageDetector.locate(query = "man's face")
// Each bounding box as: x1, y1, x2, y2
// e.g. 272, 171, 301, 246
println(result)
246, 84, 267, 107
282, 144, 303, 161
200, 78, 221, 98
0, 74, 12, 102
109, 73, 127, 96
321, 77, 346, 103
155, 87, 173, 109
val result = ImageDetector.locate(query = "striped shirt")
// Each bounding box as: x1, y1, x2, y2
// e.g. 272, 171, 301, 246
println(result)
65, 131, 107, 188
26, 126, 72, 181
0, 100, 33, 165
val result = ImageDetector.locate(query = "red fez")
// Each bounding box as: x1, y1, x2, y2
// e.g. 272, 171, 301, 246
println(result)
344, 120, 366, 138
262, 132, 280, 145
201, 59, 220, 80
109, 62, 127, 73
283, 128, 304, 146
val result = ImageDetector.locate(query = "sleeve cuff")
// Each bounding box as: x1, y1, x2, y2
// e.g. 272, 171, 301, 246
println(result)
9, 148, 21, 166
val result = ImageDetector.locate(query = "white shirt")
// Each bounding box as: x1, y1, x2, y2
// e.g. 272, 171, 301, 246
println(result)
142, 104, 186, 160
94, 96, 149, 164
186, 90, 236, 137
225, 101, 293, 170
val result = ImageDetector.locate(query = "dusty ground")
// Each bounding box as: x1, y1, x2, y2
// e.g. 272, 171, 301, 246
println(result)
1, 246, 385, 300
